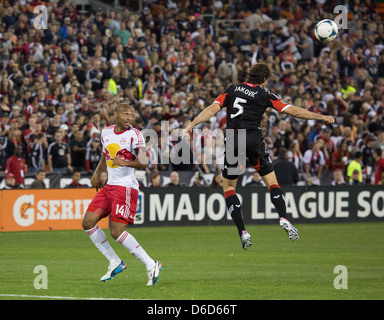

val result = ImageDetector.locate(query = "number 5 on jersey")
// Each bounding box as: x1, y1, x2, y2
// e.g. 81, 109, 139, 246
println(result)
231, 97, 247, 119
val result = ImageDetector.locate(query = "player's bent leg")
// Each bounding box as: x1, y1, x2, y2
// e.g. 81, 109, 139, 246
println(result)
95, 219, 127, 282
223, 178, 251, 250
83, 211, 124, 281
82, 211, 101, 230
109, 219, 127, 240
112, 220, 162, 286
261, 171, 299, 241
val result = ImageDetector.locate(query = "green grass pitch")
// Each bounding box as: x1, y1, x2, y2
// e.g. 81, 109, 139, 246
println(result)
0, 222, 383, 300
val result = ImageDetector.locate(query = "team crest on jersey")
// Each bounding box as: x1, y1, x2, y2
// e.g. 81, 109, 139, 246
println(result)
105, 143, 121, 168
105, 143, 136, 168
120, 138, 127, 144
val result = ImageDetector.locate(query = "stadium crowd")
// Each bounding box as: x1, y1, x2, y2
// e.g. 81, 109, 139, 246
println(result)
1, 0, 384, 190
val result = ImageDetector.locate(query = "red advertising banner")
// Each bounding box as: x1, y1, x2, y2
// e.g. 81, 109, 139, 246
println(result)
0, 189, 108, 232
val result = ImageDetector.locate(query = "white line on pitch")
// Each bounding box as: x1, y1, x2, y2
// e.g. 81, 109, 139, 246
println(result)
0, 294, 141, 300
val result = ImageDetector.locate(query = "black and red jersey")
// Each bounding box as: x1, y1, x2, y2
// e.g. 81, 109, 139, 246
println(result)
214, 82, 292, 130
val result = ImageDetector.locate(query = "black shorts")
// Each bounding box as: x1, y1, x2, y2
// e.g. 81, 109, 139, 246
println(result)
222, 129, 273, 180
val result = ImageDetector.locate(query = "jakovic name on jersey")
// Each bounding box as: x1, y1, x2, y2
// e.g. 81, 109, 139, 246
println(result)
234, 86, 258, 98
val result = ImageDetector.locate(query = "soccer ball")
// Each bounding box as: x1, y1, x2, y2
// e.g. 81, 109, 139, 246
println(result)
314, 19, 338, 42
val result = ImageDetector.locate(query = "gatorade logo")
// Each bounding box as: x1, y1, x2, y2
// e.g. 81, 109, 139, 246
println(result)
13, 194, 91, 227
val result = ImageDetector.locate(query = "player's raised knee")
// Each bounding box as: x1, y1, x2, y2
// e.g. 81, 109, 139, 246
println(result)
109, 222, 127, 240
82, 211, 98, 230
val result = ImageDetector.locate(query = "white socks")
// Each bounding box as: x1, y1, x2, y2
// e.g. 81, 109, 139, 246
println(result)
85, 226, 121, 266
116, 231, 156, 271
86, 227, 156, 271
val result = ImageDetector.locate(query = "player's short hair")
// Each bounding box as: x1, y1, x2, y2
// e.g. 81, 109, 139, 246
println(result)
354, 151, 362, 159
114, 102, 132, 113
247, 63, 272, 85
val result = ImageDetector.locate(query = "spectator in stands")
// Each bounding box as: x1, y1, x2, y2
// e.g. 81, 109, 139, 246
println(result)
273, 148, 299, 186
330, 140, 350, 172
149, 172, 161, 187
163, 171, 180, 187
287, 139, 303, 173
29, 170, 46, 189
69, 130, 86, 171
47, 131, 72, 173
5, 144, 25, 187
373, 130, 384, 153
192, 172, 206, 187
331, 169, 347, 186
378, 172, 384, 185
0, 0, 383, 189
303, 141, 326, 185
211, 172, 223, 188
347, 152, 363, 184
349, 169, 363, 186
245, 171, 264, 187
372, 148, 384, 185
1, 172, 20, 189
28, 133, 47, 173
66, 170, 87, 188
85, 138, 102, 173
361, 135, 376, 184
0, 124, 9, 171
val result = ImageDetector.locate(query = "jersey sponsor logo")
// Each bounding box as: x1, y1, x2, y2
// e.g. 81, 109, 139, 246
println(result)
105, 143, 121, 168
105, 143, 136, 168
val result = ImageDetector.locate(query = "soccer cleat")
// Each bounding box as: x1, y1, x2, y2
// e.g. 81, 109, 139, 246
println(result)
240, 230, 252, 250
100, 261, 127, 282
146, 261, 162, 286
280, 218, 299, 241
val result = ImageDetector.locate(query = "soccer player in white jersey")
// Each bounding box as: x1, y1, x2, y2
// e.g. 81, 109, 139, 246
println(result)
82, 103, 162, 286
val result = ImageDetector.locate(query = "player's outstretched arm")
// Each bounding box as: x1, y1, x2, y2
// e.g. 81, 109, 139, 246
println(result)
283, 105, 335, 124
184, 102, 221, 134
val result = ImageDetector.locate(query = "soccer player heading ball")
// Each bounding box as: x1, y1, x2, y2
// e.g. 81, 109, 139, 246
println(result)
82, 103, 162, 285
184, 63, 334, 249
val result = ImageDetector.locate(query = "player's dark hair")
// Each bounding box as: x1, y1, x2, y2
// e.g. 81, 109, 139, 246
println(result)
354, 151, 362, 159
246, 63, 272, 85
